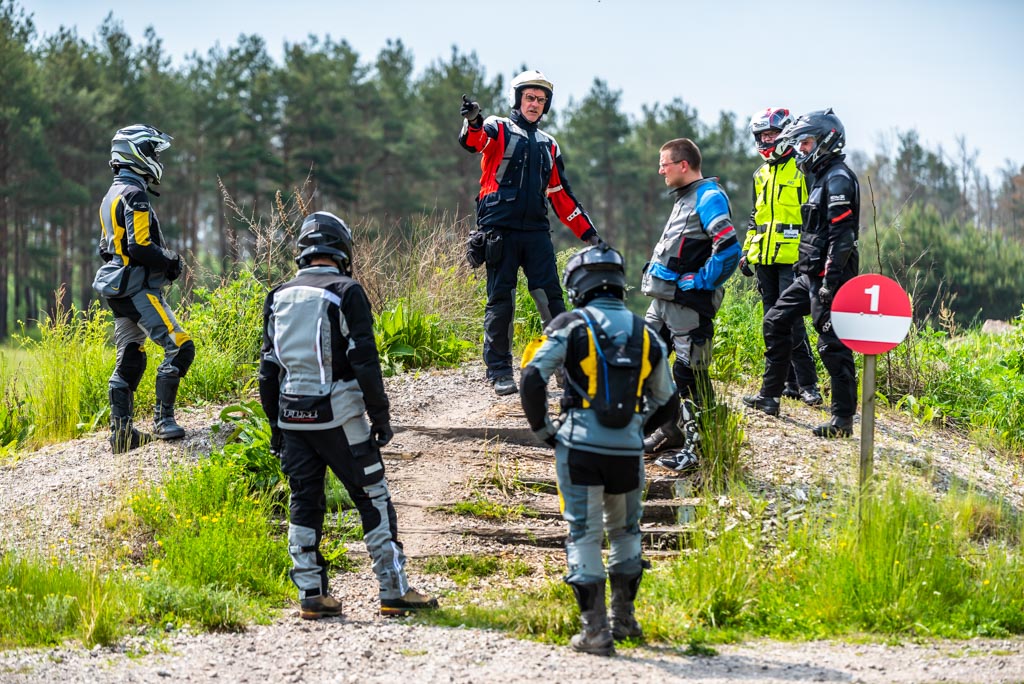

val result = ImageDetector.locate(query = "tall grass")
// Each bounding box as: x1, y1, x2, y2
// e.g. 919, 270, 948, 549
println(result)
12, 297, 114, 445
0, 451, 294, 646
0, 555, 134, 648
883, 311, 1024, 452
177, 271, 267, 405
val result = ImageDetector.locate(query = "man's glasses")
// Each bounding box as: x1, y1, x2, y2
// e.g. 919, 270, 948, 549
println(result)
658, 159, 685, 169
523, 94, 548, 105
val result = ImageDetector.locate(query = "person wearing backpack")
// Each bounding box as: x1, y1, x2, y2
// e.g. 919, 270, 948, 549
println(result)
519, 244, 678, 656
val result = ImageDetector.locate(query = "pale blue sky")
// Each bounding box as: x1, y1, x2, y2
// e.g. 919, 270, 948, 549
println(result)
24, 0, 1024, 181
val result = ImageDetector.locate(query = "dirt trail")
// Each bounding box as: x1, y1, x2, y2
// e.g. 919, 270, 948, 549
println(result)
1, 362, 1023, 683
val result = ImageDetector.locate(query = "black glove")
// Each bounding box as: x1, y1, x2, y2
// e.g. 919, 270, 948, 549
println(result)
270, 427, 284, 458
587, 234, 605, 248
460, 94, 481, 124
166, 254, 183, 282
739, 256, 754, 277
818, 283, 834, 307
372, 422, 394, 448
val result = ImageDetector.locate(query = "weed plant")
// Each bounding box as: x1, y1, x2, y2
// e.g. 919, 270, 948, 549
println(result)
423, 554, 533, 585
0, 555, 132, 648
212, 400, 285, 494
375, 300, 473, 375
443, 495, 539, 522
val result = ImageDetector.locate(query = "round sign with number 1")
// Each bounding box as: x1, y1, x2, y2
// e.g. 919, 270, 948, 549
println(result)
831, 274, 912, 354
830, 274, 912, 492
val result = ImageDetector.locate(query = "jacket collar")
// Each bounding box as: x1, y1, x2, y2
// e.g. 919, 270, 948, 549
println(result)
510, 109, 539, 131
116, 168, 148, 189
669, 176, 715, 200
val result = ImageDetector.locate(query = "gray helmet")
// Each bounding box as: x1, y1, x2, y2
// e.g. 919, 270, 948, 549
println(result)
779, 108, 846, 175
296, 211, 353, 272
109, 124, 172, 184
563, 244, 626, 306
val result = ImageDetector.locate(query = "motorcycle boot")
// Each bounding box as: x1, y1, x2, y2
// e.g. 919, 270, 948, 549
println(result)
812, 415, 854, 438
654, 400, 701, 473
608, 571, 643, 641
569, 581, 614, 656
109, 387, 153, 454
742, 393, 781, 416
153, 376, 186, 440
642, 420, 685, 455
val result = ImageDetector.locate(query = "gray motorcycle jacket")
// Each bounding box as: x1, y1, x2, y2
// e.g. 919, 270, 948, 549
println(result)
258, 265, 390, 431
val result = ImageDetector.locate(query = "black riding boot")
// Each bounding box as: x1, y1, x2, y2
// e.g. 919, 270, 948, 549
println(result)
569, 581, 614, 656
109, 387, 152, 454
608, 571, 643, 640
153, 376, 185, 440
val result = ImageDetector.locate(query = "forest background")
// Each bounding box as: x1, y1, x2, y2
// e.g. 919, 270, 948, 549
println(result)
2, 0, 1024, 342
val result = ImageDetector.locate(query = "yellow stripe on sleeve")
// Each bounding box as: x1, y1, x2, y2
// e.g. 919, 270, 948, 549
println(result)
109, 196, 129, 266
132, 209, 152, 246
521, 336, 546, 368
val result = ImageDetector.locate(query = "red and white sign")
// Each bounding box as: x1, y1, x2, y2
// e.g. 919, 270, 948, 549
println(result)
831, 274, 912, 354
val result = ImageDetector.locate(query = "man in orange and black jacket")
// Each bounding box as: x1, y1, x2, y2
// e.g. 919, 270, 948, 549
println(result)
459, 69, 602, 397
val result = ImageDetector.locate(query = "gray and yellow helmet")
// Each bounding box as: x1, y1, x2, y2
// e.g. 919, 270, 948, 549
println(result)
109, 124, 173, 184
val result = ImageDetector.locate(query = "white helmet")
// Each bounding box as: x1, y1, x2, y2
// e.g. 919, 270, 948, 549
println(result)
109, 124, 173, 184
509, 69, 553, 114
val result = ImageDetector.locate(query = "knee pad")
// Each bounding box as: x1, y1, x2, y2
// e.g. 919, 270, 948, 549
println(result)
171, 340, 196, 377
672, 360, 696, 400
117, 343, 147, 391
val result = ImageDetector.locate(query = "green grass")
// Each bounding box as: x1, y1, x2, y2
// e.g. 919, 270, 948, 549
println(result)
0, 454, 294, 646
422, 554, 533, 585
884, 315, 1024, 453
129, 461, 292, 609
441, 495, 539, 522
0, 556, 134, 648
421, 477, 1024, 644
695, 399, 746, 492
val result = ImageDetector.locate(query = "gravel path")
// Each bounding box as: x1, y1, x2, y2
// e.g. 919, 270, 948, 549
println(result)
2, 363, 1023, 683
